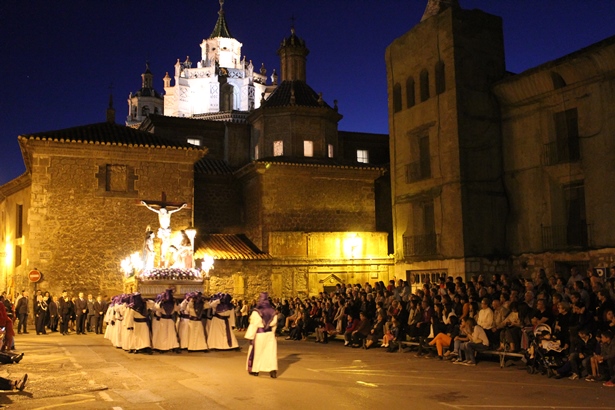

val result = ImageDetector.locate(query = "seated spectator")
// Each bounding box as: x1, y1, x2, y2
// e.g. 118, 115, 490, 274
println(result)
343, 314, 360, 346
286, 311, 308, 341
365, 312, 385, 349
349, 311, 371, 348
383, 317, 401, 350
428, 315, 459, 360
588, 330, 615, 382
563, 328, 597, 380
457, 317, 489, 366
0, 374, 27, 391
314, 311, 336, 344
449, 317, 471, 361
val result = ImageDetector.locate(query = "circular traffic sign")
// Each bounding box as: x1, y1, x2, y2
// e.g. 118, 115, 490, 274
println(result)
28, 270, 42, 283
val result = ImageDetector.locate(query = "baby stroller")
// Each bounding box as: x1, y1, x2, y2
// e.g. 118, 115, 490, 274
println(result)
525, 324, 567, 377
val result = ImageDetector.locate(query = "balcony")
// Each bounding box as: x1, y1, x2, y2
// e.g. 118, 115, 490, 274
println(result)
542, 139, 580, 166
541, 223, 592, 250
405, 160, 431, 183
403, 233, 438, 258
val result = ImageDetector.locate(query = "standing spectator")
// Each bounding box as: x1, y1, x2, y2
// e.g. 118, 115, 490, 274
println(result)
68, 296, 76, 332
75, 292, 88, 335
48, 296, 59, 332
0, 296, 15, 352
58, 291, 70, 335
15, 290, 29, 334
235, 300, 244, 331
93, 296, 104, 334
43, 291, 52, 330
34, 295, 48, 335
2, 292, 14, 324
86, 294, 96, 332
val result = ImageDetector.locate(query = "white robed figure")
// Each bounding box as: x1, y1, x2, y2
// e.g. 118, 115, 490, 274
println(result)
177, 296, 191, 350
103, 298, 117, 342
123, 293, 152, 353
245, 293, 278, 378
207, 294, 239, 350
111, 300, 127, 348
152, 289, 180, 351
186, 293, 220, 351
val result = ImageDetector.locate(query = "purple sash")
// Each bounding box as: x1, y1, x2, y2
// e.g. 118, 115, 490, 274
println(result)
247, 327, 271, 372
214, 313, 233, 347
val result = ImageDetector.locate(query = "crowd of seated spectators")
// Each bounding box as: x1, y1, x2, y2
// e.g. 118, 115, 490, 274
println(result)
238, 266, 615, 387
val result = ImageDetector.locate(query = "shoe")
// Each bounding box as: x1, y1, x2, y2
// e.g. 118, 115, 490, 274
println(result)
250, 372, 259, 376
453, 358, 464, 364
585, 376, 595, 382
462, 361, 476, 366
424, 353, 435, 359
344, 341, 349, 346
15, 374, 27, 391
603, 381, 615, 387
270, 371, 277, 378
568, 373, 579, 380
13, 353, 24, 364
23, 332, 29, 334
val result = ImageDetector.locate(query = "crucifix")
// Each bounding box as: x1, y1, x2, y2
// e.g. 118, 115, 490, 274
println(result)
140, 192, 189, 268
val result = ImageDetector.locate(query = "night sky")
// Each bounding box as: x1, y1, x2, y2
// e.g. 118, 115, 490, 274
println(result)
1, 0, 614, 185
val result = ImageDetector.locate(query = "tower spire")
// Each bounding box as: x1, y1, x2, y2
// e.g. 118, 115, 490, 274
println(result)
210, 0, 232, 38
421, 0, 460, 22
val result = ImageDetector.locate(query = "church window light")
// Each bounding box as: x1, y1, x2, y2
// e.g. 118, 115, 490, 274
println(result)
435, 61, 445, 94
420, 69, 430, 102
304, 141, 313, 157
187, 138, 201, 146
393, 83, 402, 113
273, 140, 283, 156
406, 77, 415, 108
357, 149, 369, 164
328, 144, 334, 158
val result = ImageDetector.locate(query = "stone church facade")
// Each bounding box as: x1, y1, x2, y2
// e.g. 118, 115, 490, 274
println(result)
386, 0, 615, 286
0, 4, 392, 301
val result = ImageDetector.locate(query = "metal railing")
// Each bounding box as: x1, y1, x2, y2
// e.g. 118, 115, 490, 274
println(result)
541, 223, 592, 250
403, 233, 438, 257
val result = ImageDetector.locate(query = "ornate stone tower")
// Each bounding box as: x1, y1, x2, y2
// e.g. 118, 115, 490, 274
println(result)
126, 62, 164, 127
163, 0, 272, 120
248, 26, 342, 160
386, 0, 508, 279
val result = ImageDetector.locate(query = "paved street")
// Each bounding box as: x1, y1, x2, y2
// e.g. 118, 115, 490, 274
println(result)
1, 330, 614, 410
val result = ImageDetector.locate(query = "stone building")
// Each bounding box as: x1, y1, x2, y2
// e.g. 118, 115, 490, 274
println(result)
0, 4, 392, 301
386, 0, 615, 285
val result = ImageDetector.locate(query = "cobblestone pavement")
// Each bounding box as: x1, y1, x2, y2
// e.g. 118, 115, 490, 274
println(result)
1, 329, 614, 409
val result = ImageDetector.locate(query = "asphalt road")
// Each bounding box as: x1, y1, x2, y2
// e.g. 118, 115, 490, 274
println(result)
1, 329, 614, 410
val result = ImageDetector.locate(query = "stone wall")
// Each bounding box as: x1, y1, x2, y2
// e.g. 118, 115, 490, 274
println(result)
23, 141, 200, 297
194, 174, 243, 234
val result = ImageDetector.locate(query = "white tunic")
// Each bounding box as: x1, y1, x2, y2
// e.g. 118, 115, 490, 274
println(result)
207, 309, 239, 350
245, 311, 278, 373
152, 302, 179, 351
185, 300, 208, 351
124, 308, 151, 350
177, 300, 190, 349
103, 305, 115, 341
111, 304, 126, 348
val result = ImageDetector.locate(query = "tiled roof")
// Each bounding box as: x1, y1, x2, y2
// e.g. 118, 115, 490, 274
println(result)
195, 158, 235, 175
261, 80, 331, 109
20, 122, 202, 150
194, 234, 271, 260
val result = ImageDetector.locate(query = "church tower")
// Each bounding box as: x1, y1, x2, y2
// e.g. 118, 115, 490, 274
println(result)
248, 26, 342, 160
386, 0, 508, 280
163, 0, 273, 121
126, 62, 164, 127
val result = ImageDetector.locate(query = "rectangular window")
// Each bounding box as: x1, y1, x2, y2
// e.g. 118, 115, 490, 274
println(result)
16, 204, 23, 238
273, 140, 283, 157
254, 145, 259, 160
564, 183, 587, 247
303, 141, 313, 157
105, 165, 128, 192
357, 149, 369, 164
187, 138, 201, 146
554, 108, 580, 163
14, 245, 21, 268
419, 135, 431, 179
328, 144, 334, 158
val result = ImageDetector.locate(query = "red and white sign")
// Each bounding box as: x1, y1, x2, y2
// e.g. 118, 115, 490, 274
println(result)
28, 270, 42, 283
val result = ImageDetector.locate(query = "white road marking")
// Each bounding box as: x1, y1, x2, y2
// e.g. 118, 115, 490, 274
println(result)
99, 391, 114, 402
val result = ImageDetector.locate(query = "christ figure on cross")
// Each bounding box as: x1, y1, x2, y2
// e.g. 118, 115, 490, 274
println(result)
141, 200, 187, 267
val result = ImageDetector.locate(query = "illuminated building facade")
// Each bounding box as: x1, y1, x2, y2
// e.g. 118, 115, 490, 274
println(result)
387, 0, 615, 285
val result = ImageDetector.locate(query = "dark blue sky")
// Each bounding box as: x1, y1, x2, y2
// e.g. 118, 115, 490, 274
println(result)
1, 0, 614, 185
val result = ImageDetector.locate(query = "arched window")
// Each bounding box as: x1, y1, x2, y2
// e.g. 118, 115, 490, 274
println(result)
141, 106, 150, 117
435, 61, 445, 94
420, 69, 430, 102
551, 72, 566, 89
393, 83, 402, 113
154, 107, 159, 115
406, 77, 415, 108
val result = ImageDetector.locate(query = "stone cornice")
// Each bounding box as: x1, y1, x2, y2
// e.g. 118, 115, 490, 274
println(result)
0, 172, 31, 200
